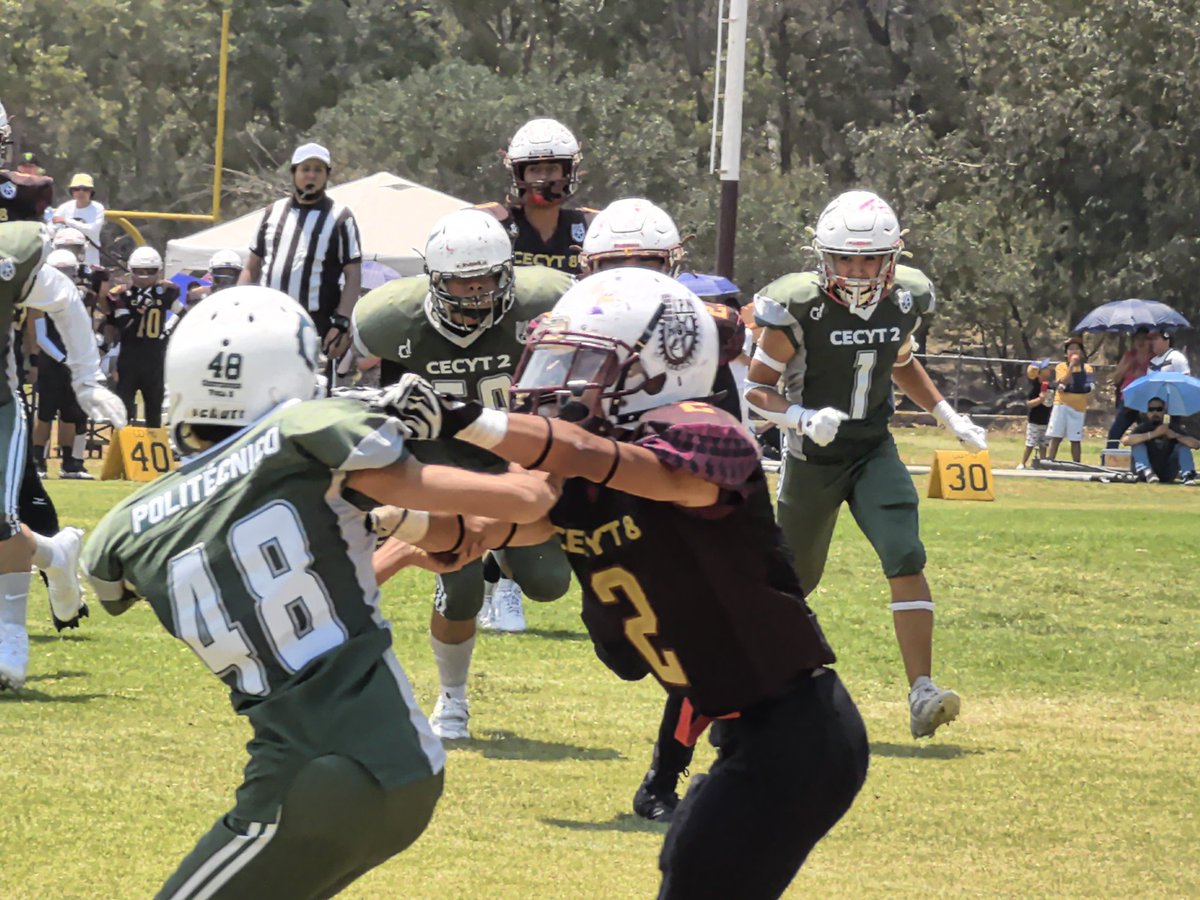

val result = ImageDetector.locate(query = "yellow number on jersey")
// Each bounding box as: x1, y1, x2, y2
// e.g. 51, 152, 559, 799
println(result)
591, 566, 688, 686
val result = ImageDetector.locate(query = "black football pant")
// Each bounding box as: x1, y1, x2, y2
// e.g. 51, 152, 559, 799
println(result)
657, 668, 869, 900
116, 352, 166, 428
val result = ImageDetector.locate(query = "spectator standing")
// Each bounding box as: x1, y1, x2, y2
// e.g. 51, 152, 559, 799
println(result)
51, 174, 105, 266
239, 143, 362, 360
105, 246, 181, 428
1106, 328, 1152, 449
1146, 329, 1191, 374
1046, 337, 1095, 462
1121, 398, 1199, 485
1017, 360, 1054, 469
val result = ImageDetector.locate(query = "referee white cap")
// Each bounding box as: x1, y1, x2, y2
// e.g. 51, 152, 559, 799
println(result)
290, 142, 331, 167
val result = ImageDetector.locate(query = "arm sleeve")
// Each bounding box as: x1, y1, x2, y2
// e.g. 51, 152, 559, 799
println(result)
33, 316, 66, 363
22, 266, 105, 388
632, 408, 762, 496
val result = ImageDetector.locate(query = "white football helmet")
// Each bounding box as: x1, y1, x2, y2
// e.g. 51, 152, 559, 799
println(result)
812, 190, 903, 315
581, 198, 684, 276
128, 245, 163, 287
165, 286, 320, 451
53, 227, 87, 263
424, 208, 515, 334
512, 267, 717, 428
505, 118, 582, 205
208, 249, 243, 288
46, 248, 78, 276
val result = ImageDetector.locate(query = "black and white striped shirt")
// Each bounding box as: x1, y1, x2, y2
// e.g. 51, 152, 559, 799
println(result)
250, 195, 362, 317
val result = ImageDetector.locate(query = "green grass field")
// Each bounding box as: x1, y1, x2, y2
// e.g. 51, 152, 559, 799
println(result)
3, 428, 1198, 898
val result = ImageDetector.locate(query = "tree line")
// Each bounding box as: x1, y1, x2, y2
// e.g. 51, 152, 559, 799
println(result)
5, 0, 1198, 379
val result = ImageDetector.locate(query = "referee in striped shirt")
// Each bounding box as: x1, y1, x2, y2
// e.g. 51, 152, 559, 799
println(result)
240, 142, 362, 359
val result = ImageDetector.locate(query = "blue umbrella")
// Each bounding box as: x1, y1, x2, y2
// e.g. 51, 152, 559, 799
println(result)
677, 272, 739, 297
1072, 299, 1190, 334
361, 260, 402, 291
1121, 371, 1200, 415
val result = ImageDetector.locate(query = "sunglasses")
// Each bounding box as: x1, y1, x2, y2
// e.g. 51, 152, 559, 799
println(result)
69, 186, 92, 193
1148, 406, 1166, 413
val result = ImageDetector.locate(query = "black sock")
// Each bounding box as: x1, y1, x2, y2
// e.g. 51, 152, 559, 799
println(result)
32, 445, 46, 464
482, 552, 502, 584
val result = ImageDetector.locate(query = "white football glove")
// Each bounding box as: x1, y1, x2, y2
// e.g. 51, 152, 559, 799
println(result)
791, 406, 849, 447
75, 383, 128, 429
933, 400, 988, 451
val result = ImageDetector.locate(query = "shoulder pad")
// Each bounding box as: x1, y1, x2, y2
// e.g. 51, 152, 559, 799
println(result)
630, 402, 761, 494
753, 272, 821, 328
474, 202, 511, 223
352, 276, 428, 359
513, 265, 574, 310
893, 265, 935, 314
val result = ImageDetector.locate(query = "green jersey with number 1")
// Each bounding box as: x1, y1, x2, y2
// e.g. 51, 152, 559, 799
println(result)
753, 264, 935, 459
352, 264, 573, 470
81, 398, 445, 817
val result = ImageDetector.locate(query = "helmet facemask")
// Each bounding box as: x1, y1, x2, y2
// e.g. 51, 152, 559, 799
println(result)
814, 243, 902, 316
508, 157, 580, 207
428, 261, 516, 335
211, 266, 241, 289
510, 304, 669, 431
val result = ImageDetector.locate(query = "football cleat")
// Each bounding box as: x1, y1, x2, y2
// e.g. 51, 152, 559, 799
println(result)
59, 462, 94, 480
488, 578, 526, 633
909, 676, 961, 739
430, 692, 471, 741
0, 623, 30, 691
44, 527, 88, 629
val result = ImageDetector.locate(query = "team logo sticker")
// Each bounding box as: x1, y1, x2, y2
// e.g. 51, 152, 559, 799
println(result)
659, 296, 700, 369
897, 290, 913, 314
810, 303, 825, 321
570, 222, 586, 243
0, 257, 15, 282
0, 182, 17, 200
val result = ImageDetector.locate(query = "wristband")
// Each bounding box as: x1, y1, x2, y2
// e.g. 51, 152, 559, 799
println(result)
328, 313, 351, 334
497, 522, 520, 550
527, 416, 555, 468
446, 515, 466, 555
931, 400, 956, 426
455, 407, 509, 449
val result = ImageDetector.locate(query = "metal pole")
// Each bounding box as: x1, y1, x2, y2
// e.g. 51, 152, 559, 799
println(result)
212, 8, 232, 222
708, 0, 726, 175
715, 0, 747, 280
954, 342, 963, 410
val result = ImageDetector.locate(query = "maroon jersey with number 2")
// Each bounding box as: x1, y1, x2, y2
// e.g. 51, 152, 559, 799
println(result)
550, 401, 836, 717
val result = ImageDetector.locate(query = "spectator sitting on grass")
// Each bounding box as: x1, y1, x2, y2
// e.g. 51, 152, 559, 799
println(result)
1018, 359, 1054, 469
1121, 397, 1199, 485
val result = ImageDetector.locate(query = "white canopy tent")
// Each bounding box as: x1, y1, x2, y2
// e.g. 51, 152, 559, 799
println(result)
164, 172, 470, 277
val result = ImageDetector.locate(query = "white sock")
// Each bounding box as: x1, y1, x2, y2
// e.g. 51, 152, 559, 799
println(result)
73, 435, 88, 461
0, 571, 32, 627
30, 532, 62, 571
430, 633, 474, 695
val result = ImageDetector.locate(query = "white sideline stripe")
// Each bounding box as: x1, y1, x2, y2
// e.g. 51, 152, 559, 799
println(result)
167, 820, 277, 900
4, 394, 27, 529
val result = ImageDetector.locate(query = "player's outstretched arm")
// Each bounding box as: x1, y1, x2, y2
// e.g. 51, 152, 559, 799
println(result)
892, 355, 988, 451
344, 456, 557, 524
379, 376, 720, 507
743, 327, 847, 447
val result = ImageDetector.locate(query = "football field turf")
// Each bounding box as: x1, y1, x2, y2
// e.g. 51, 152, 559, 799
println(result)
2, 429, 1197, 898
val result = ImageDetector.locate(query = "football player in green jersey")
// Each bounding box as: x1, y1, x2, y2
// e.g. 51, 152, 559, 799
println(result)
353, 208, 574, 739
0, 216, 127, 690
82, 287, 557, 898
745, 190, 987, 739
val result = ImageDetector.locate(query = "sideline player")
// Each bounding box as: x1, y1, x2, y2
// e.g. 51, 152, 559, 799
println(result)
381, 269, 869, 900
745, 190, 986, 738
477, 117, 595, 277
82, 287, 558, 897
352, 208, 573, 738
1, 101, 127, 688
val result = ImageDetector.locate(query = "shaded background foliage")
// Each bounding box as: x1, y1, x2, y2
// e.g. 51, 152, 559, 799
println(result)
4, 0, 1198, 369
